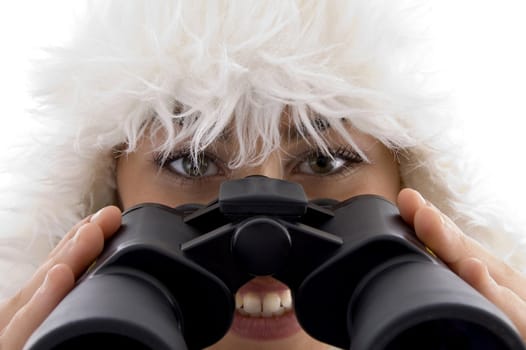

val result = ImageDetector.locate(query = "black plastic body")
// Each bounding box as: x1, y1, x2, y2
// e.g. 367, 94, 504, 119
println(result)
25, 177, 526, 350
295, 195, 524, 349
25, 204, 234, 350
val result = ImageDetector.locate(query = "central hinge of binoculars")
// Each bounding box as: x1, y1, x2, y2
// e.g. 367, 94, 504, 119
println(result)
181, 176, 341, 284
184, 176, 335, 226
218, 175, 309, 218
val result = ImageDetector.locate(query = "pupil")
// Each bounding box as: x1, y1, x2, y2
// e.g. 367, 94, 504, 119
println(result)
310, 155, 333, 173
182, 155, 208, 176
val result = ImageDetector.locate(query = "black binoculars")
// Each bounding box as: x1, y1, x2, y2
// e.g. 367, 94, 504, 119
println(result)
25, 176, 526, 349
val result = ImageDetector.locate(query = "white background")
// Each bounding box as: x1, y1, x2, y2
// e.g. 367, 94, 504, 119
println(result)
0, 1, 525, 212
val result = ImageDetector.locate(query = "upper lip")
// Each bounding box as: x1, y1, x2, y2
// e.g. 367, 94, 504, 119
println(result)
235, 277, 293, 317
236, 276, 290, 295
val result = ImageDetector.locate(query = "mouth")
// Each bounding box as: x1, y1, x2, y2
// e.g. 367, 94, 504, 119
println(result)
235, 287, 292, 317
230, 277, 302, 340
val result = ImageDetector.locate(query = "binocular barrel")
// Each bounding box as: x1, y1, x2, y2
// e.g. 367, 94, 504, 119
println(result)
349, 261, 518, 349
25, 203, 235, 350
295, 194, 526, 349
24, 177, 526, 350
25, 272, 186, 349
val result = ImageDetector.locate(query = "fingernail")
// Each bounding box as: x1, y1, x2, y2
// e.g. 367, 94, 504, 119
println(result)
38, 267, 54, 295
437, 210, 446, 227
441, 212, 458, 235
419, 194, 445, 225
411, 189, 426, 206
72, 223, 87, 244
89, 207, 105, 223
485, 266, 498, 287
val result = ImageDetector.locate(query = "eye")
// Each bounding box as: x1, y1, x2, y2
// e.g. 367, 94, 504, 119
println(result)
298, 154, 345, 175
165, 153, 220, 177
296, 147, 363, 175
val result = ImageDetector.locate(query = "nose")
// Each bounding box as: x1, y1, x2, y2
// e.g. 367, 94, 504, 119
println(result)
241, 153, 284, 179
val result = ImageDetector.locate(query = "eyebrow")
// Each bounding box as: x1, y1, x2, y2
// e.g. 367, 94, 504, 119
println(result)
286, 117, 332, 141
171, 109, 335, 145
213, 117, 334, 145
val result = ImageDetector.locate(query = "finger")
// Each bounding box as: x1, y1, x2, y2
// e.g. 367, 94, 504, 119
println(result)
0, 264, 74, 350
397, 187, 426, 227
47, 215, 93, 259
398, 188, 466, 264
49, 205, 121, 257
398, 188, 526, 300
87, 205, 122, 240
0, 222, 103, 330
457, 258, 526, 338
34, 206, 121, 291
0, 206, 121, 328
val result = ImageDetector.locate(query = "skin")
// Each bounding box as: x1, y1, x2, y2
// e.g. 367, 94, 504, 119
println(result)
116, 127, 400, 350
0, 126, 525, 349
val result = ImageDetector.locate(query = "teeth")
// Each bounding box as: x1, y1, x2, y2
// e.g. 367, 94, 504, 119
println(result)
280, 290, 292, 309
235, 292, 243, 309
262, 293, 281, 317
243, 293, 262, 317
235, 289, 293, 318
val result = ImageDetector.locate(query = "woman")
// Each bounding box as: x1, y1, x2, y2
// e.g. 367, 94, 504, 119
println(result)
0, 1, 525, 349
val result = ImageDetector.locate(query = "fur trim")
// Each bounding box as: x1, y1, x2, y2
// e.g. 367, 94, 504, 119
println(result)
1, 0, 524, 298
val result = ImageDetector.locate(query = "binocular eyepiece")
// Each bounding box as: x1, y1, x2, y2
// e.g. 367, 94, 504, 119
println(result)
25, 177, 526, 350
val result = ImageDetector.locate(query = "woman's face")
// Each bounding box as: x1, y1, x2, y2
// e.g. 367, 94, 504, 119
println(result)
116, 122, 400, 350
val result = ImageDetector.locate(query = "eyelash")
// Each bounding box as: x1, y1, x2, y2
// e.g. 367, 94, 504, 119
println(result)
153, 145, 364, 182
153, 151, 225, 184
319, 145, 362, 163
292, 146, 364, 177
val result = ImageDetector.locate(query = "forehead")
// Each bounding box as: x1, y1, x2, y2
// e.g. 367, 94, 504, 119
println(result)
189, 117, 374, 161
143, 106, 372, 168
216, 114, 334, 143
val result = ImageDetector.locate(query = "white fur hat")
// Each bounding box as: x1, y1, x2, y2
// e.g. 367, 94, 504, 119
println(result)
1, 0, 525, 297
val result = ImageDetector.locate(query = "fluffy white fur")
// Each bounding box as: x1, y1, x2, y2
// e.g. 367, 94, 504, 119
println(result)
1, 0, 525, 298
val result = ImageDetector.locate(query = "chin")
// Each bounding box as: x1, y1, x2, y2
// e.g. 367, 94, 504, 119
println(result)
204, 277, 331, 350
205, 328, 328, 350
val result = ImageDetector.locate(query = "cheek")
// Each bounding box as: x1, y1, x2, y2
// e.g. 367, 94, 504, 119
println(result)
300, 155, 400, 203
362, 163, 401, 202
350, 145, 401, 203
115, 155, 154, 209
115, 155, 173, 209
115, 142, 401, 209
116, 156, 222, 209
358, 152, 401, 203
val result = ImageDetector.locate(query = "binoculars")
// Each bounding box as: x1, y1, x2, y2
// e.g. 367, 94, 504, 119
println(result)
26, 176, 525, 349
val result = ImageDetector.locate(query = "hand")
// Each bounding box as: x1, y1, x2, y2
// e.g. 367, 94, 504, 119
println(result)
0, 206, 122, 350
397, 188, 526, 340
